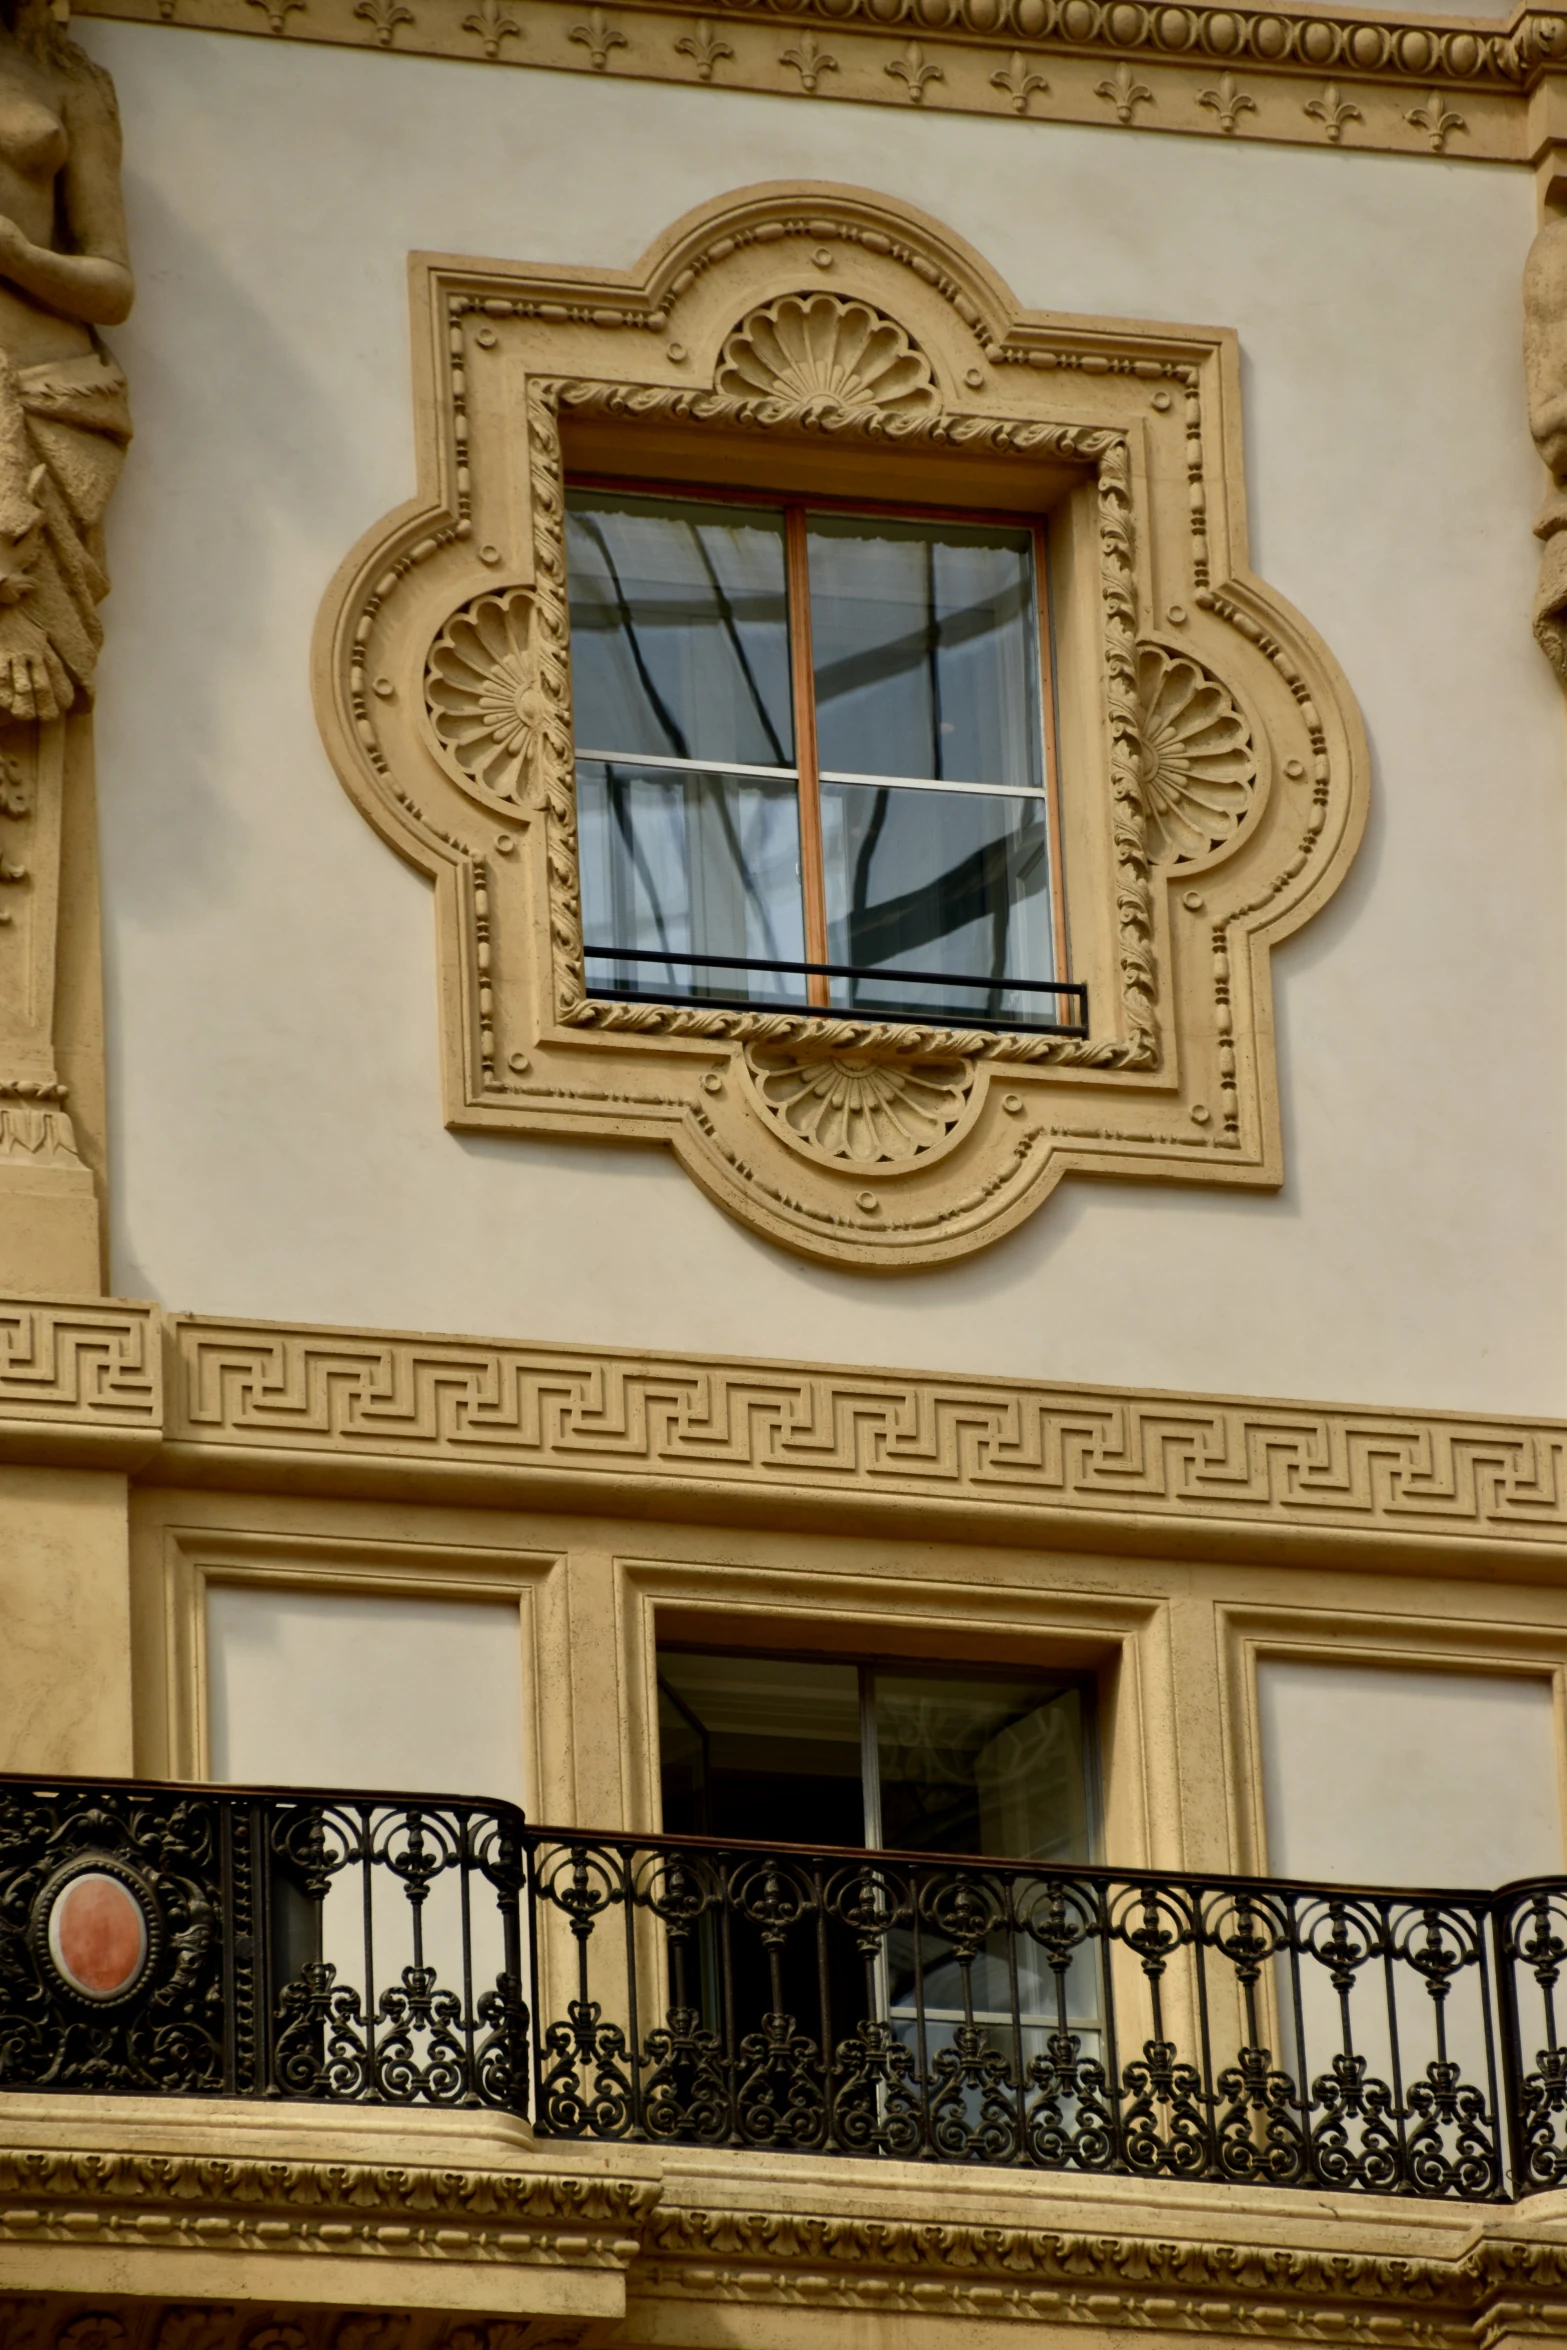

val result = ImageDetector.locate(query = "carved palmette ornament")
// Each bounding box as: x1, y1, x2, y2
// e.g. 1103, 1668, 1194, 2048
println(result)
751, 1049, 974, 1164
716, 293, 939, 416
1134, 643, 1257, 864
426, 588, 555, 803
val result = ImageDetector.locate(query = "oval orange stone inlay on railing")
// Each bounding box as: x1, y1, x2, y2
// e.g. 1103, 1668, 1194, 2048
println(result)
47, 1870, 148, 1997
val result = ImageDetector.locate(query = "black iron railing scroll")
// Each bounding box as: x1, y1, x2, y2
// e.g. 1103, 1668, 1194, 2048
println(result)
6, 1772, 1567, 2203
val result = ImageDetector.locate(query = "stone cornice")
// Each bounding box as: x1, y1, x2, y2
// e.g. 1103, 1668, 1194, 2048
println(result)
0, 2145, 657, 2264
10, 2138, 1567, 2341
72, 0, 1567, 166
1, 1294, 1565, 1567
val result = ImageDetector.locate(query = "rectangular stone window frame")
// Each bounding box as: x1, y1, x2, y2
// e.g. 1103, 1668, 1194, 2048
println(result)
314, 184, 1368, 1268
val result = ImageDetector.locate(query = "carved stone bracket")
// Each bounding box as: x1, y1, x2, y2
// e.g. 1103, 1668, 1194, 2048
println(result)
314, 182, 1367, 1267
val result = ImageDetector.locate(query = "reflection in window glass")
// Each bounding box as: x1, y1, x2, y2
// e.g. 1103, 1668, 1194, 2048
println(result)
656, 1649, 1091, 1865
807, 514, 1042, 789
565, 492, 794, 768
821, 782, 1052, 1022
873, 1674, 1090, 1864
564, 484, 1070, 1032
577, 760, 805, 1004
654, 1649, 1100, 2093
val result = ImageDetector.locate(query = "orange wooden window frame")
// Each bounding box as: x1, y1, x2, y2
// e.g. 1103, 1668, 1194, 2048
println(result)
566, 474, 1070, 1018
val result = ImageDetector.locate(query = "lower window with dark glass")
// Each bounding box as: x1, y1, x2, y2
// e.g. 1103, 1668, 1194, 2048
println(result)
656, 1648, 1102, 2129
565, 484, 1081, 1034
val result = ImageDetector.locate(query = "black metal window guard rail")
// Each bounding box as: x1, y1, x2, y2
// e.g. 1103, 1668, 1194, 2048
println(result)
580, 943, 1091, 1037
8, 1773, 1567, 2202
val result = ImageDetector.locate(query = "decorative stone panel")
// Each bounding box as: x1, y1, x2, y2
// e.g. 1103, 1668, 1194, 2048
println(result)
313, 183, 1367, 1267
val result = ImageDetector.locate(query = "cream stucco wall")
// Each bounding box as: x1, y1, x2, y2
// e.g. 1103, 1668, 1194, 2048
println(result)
1257, 1661, 1563, 1887
81, 23, 1565, 1415
207, 1584, 526, 1801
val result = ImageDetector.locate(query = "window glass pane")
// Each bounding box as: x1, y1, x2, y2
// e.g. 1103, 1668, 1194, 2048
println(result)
821, 782, 1053, 1023
578, 759, 805, 1005
656, 1652, 864, 1846
807, 514, 1042, 789
876, 1673, 1096, 2061
873, 1673, 1091, 1865
565, 491, 794, 768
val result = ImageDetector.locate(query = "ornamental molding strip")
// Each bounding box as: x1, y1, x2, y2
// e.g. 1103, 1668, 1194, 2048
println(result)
0, 1294, 160, 1453
4, 1295, 1566, 1566
11, 2136, 1567, 2340
313, 184, 1367, 1267
73, 0, 1567, 168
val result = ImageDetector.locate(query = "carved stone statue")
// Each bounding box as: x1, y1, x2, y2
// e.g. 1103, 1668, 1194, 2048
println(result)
0, 0, 130, 722
1525, 217, 1567, 679
0, 0, 130, 1294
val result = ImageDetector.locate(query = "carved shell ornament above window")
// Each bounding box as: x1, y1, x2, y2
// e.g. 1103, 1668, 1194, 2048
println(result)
750, 1051, 974, 1165
1135, 644, 1258, 864
716, 293, 939, 417
313, 183, 1368, 1269
426, 588, 559, 804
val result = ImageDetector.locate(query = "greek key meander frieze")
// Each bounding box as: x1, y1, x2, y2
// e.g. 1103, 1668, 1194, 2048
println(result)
72, 0, 1567, 169
0, 1297, 159, 1429
314, 185, 1366, 1267
2, 1297, 1562, 1553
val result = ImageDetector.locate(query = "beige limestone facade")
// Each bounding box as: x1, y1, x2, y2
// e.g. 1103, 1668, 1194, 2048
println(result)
5, 0, 1567, 2341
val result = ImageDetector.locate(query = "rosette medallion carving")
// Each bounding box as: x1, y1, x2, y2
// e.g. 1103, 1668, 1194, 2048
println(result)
314, 183, 1367, 1268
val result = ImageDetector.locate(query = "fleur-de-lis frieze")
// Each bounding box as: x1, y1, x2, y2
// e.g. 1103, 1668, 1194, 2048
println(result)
1405, 87, 1467, 151
355, 0, 414, 44
990, 49, 1049, 112
886, 39, 943, 101
675, 19, 733, 79
1095, 61, 1154, 123
462, 0, 519, 53
1303, 83, 1362, 142
244, 0, 304, 32
780, 31, 838, 91
1197, 71, 1256, 132
570, 5, 627, 67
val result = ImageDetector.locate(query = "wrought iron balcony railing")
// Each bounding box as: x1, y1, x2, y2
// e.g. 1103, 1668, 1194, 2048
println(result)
5, 1771, 1567, 2202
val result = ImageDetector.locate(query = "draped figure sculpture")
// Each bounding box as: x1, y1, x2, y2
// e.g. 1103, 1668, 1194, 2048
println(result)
1525, 217, 1567, 681
0, 0, 130, 724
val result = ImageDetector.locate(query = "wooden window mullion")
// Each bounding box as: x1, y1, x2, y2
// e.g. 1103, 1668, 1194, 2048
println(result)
1032, 520, 1071, 988
785, 502, 830, 1007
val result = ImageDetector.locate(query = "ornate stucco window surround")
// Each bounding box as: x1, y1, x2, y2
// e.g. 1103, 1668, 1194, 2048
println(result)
314, 183, 1368, 1269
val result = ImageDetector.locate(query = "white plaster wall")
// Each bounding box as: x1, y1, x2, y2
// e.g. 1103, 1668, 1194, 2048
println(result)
1258, 1661, 1562, 1886
82, 24, 1566, 1414
207, 1585, 525, 1799
207, 1584, 524, 2010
